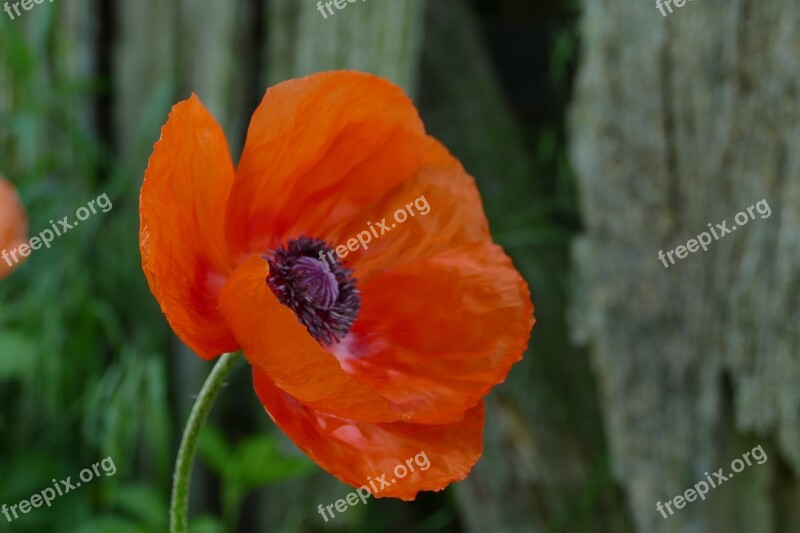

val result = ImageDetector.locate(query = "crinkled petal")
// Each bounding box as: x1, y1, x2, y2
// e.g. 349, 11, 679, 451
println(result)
323, 136, 491, 283
335, 242, 534, 424
253, 367, 485, 500
140, 95, 238, 359
226, 71, 427, 258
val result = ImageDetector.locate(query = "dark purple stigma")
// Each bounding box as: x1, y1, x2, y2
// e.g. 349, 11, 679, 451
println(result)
265, 236, 360, 346
293, 256, 339, 308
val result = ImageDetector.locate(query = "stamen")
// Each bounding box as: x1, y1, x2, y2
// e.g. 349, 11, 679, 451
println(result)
294, 256, 339, 309
265, 236, 360, 345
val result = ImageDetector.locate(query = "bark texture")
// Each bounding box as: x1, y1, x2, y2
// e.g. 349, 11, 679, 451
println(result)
570, 1, 800, 532
268, 0, 426, 96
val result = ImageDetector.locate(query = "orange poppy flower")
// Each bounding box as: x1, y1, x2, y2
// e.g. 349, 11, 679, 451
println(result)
0, 176, 28, 280
140, 71, 534, 499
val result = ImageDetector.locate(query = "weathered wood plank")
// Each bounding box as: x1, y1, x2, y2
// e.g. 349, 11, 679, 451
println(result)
267, 0, 426, 96
570, 1, 800, 531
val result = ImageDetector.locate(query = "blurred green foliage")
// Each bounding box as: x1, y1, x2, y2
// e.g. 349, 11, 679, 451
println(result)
0, 9, 173, 533
199, 426, 316, 531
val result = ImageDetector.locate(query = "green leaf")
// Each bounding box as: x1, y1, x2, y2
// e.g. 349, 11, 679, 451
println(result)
0, 332, 36, 378
198, 425, 232, 475
189, 515, 227, 533
113, 484, 167, 529
74, 516, 145, 533
228, 435, 315, 489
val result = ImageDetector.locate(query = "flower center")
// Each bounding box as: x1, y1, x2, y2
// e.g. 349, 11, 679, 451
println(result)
265, 236, 360, 346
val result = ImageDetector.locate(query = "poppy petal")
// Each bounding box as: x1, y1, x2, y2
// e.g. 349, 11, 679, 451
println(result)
226, 71, 427, 258
323, 136, 491, 284
219, 255, 404, 423
337, 242, 534, 424
0, 176, 28, 280
140, 95, 238, 360
253, 367, 485, 500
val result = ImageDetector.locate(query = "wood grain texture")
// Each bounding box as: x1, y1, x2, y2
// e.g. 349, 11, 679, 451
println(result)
569, 1, 800, 531
267, 0, 426, 96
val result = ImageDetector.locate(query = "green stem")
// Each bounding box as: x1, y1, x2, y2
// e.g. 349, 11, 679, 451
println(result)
170, 351, 242, 533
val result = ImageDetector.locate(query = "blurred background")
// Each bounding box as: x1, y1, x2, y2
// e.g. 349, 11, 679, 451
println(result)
1, 0, 798, 532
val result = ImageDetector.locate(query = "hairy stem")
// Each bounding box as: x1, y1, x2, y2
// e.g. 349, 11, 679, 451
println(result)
170, 351, 242, 533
